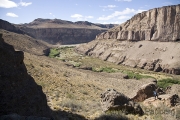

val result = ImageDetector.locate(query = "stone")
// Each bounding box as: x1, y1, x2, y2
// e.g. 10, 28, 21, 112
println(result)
143, 94, 179, 108
132, 82, 157, 102
100, 89, 143, 115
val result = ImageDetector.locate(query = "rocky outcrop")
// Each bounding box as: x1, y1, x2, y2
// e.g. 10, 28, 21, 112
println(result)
143, 94, 179, 108
96, 4, 180, 42
100, 89, 143, 115
0, 29, 49, 56
0, 34, 50, 117
15, 18, 117, 45
75, 5, 180, 75
19, 27, 106, 44
132, 82, 157, 102
0, 19, 24, 34
76, 39, 180, 75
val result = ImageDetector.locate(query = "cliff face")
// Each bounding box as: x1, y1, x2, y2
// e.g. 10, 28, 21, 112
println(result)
0, 34, 50, 117
96, 4, 180, 42
76, 5, 180, 75
19, 27, 106, 44
16, 19, 117, 45
0, 19, 24, 34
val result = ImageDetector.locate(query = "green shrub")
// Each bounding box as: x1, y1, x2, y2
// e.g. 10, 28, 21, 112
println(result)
102, 67, 116, 73
123, 71, 153, 80
92, 67, 103, 72
92, 67, 116, 73
49, 48, 60, 58
157, 78, 180, 89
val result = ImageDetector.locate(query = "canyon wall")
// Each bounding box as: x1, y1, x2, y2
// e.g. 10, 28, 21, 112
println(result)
16, 19, 117, 45
96, 5, 180, 42
19, 27, 106, 44
76, 5, 180, 75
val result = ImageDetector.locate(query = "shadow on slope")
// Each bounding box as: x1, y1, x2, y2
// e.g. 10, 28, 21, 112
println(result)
0, 33, 86, 119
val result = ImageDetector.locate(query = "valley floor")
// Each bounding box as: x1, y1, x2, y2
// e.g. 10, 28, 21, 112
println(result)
23, 47, 180, 119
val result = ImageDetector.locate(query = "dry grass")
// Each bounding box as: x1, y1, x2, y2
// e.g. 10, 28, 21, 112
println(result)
23, 46, 180, 119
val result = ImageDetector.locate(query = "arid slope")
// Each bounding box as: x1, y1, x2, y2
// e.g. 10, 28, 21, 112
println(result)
76, 4, 180, 75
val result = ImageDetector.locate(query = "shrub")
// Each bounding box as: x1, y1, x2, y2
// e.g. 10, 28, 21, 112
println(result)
92, 67, 116, 73
49, 48, 60, 58
60, 99, 82, 112
123, 71, 153, 80
95, 110, 128, 120
102, 67, 116, 73
157, 78, 180, 89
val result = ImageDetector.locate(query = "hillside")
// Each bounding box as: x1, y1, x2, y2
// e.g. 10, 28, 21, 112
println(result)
76, 4, 180, 75
16, 18, 117, 45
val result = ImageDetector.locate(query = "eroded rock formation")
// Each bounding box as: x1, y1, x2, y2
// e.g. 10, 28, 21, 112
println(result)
16, 18, 117, 45
100, 89, 143, 115
0, 34, 50, 117
96, 5, 180, 42
132, 83, 157, 102
76, 5, 180, 75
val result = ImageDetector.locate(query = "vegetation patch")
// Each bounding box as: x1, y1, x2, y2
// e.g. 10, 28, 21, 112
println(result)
157, 78, 180, 89
123, 71, 154, 80
60, 99, 82, 112
49, 48, 60, 58
92, 67, 117, 73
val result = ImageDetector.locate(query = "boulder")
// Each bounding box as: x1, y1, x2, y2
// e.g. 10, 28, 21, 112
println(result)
143, 94, 179, 108
100, 89, 143, 115
132, 82, 157, 102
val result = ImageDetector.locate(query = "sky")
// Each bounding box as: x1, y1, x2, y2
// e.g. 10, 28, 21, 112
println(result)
0, 0, 179, 24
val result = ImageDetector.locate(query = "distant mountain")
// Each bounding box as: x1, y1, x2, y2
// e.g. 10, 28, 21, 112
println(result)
15, 18, 117, 44
0, 19, 24, 34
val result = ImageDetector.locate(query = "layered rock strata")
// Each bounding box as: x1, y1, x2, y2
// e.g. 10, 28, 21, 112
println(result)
76, 5, 180, 74
16, 18, 117, 45
96, 5, 180, 42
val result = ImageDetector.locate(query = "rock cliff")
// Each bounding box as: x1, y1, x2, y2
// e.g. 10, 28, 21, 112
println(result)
16, 18, 117, 45
76, 5, 180, 75
96, 4, 180, 42
0, 19, 25, 34
0, 34, 51, 117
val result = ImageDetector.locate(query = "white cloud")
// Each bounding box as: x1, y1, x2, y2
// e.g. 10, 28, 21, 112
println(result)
97, 8, 146, 20
6, 12, 18, 17
49, 13, 52, 15
100, 5, 117, 11
0, 0, 32, 8
71, 14, 83, 19
118, 15, 130, 20
19, 1, 32, 7
71, 14, 94, 21
100, 5, 117, 8
115, 0, 132, 2
75, 3, 78, 5
0, 0, 18, 8
86, 16, 94, 19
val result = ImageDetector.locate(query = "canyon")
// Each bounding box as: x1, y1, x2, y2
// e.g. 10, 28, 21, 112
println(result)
76, 4, 180, 75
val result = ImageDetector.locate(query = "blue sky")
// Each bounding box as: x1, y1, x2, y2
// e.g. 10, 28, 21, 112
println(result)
0, 0, 179, 24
